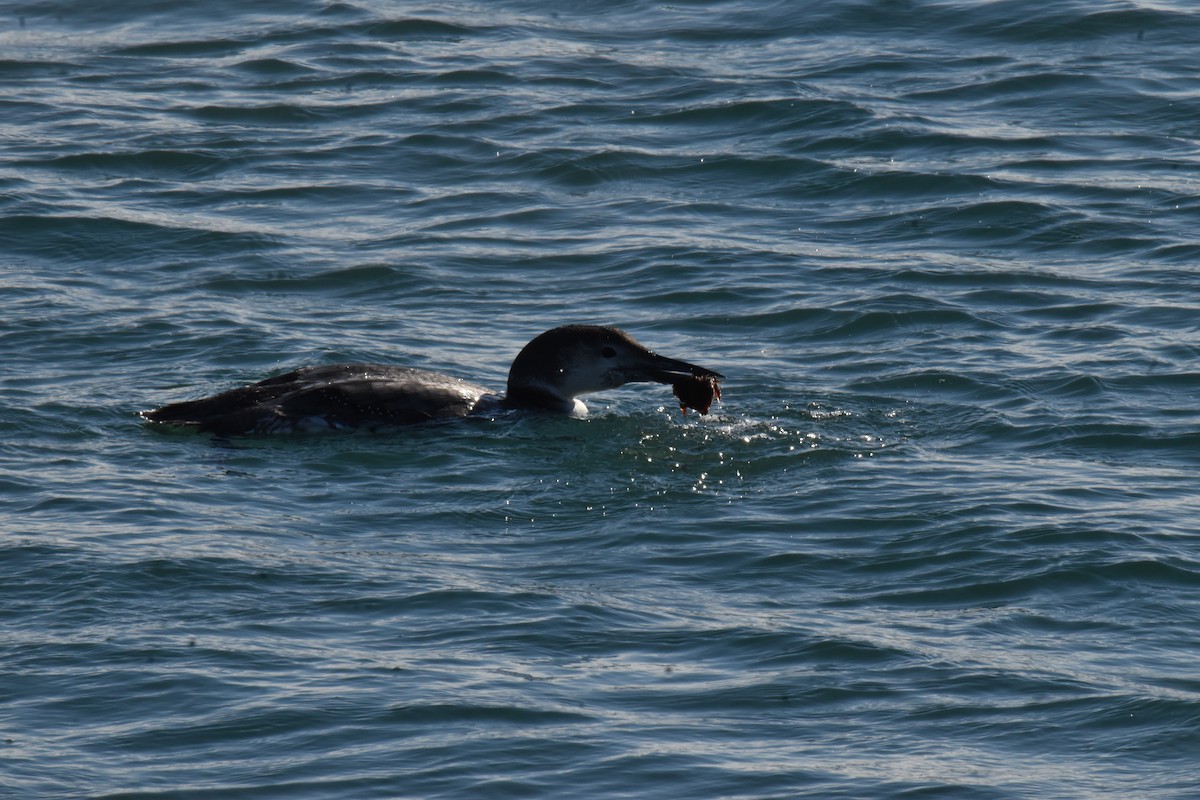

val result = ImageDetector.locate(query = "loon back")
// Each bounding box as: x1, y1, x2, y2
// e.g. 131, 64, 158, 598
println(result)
142, 364, 490, 434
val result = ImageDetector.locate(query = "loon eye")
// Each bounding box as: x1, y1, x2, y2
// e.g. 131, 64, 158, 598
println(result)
600, 346, 617, 358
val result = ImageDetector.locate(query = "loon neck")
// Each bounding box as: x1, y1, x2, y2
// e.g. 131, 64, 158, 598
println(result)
504, 384, 587, 416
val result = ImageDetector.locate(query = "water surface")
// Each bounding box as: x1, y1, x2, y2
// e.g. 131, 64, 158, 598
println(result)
3, 2, 1200, 798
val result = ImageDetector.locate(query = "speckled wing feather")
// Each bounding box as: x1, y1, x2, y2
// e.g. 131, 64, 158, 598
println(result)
144, 364, 490, 434
271, 365, 489, 427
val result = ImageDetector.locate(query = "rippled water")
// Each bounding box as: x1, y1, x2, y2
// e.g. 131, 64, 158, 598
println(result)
3, 1, 1200, 798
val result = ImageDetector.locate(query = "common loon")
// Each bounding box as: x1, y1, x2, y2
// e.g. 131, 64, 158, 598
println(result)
141, 324, 724, 435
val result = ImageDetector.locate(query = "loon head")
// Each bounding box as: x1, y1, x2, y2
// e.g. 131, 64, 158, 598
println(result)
505, 325, 724, 414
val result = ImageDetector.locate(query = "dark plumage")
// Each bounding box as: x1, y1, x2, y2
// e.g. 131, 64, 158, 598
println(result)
141, 325, 723, 435
142, 365, 489, 434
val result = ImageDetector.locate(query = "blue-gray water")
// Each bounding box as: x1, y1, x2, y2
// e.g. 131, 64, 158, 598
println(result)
3, 1, 1199, 797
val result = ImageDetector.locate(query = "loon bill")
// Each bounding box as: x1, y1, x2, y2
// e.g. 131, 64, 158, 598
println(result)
141, 324, 725, 434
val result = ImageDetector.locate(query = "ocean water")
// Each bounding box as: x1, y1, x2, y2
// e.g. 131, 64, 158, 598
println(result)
3, 0, 1199, 797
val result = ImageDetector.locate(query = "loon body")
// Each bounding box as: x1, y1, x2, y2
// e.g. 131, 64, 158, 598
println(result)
141, 325, 723, 435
